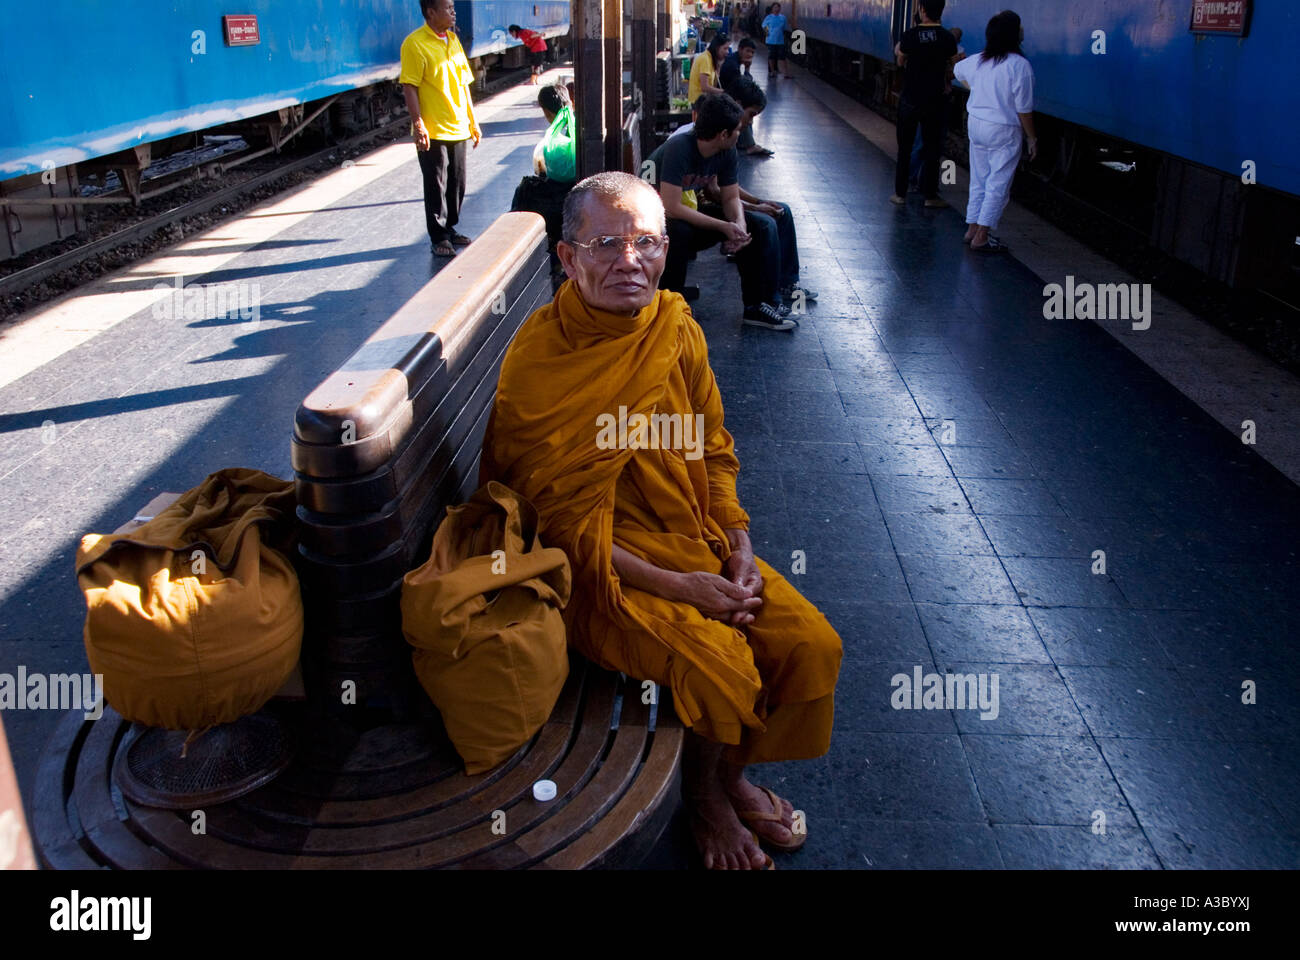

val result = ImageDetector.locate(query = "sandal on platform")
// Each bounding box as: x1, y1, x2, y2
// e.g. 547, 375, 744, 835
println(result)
432, 240, 457, 257
736, 785, 805, 852
449, 232, 473, 246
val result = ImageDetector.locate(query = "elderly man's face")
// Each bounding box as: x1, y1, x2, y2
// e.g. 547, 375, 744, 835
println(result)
557, 188, 667, 316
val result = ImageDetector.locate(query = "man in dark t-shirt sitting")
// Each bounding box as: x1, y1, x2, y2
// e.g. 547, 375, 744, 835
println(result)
891, 0, 958, 207
645, 94, 794, 330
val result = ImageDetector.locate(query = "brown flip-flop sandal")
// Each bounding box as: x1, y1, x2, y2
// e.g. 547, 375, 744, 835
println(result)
736, 785, 806, 852
432, 240, 456, 257
449, 232, 473, 246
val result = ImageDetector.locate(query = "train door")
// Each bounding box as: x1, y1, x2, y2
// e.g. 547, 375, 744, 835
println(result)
891, 0, 916, 45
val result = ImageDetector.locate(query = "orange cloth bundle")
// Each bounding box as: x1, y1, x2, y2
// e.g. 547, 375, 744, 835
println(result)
482, 280, 841, 759
401, 481, 571, 775
75, 469, 302, 730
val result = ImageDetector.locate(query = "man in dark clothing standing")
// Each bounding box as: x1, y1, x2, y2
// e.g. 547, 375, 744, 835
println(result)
890, 0, 957, 208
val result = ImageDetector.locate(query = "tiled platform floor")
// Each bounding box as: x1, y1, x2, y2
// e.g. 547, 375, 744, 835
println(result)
644, 63, 1300, 869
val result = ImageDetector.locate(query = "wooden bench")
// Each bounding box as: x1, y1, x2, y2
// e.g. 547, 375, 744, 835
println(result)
33, 212, 684, 869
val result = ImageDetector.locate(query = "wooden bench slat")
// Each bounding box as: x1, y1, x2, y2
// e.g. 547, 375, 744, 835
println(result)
159, 669, 610, 866
293, 213, 545, 449
291, 257, 549, 483
236, 658, 587, 823
33, 711, 101, 870
72, 714, 180, 870
541, 714, 685, 869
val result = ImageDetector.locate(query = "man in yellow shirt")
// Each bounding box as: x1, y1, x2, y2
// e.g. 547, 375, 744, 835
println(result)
400, 0, 483, 258
688, 32, 729, 104
483, 173, 842, 870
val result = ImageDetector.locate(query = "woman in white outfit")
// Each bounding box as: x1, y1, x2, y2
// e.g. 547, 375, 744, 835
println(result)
953, 10, 1037, 252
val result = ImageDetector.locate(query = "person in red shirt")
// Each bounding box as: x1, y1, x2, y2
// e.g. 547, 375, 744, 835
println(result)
509, 25, 549, 84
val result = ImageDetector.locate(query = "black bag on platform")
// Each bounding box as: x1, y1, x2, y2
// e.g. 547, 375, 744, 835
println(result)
510, 175, 572, 243
511, 175, 574, 290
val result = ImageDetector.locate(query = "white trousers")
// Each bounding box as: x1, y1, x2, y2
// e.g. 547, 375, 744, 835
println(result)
966, 116, 1022, 231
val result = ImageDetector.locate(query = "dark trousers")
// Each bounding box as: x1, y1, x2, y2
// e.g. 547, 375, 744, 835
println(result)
895, 99, 945, 199
660, 202, 780, 307
417, 138, 468, 243
758, 201, 799, 289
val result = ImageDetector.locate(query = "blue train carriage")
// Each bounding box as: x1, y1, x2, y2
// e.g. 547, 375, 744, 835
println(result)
454, 1, 571, 64
0, 1, 571, 261
796, 0, 1300, 306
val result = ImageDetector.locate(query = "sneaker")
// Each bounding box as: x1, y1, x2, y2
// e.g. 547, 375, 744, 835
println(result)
742, 302, 796, 331
781, 284, 818, 303
924, 196, 950, 209
889, 194, 906, 205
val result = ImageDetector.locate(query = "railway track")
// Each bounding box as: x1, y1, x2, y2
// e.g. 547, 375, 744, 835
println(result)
0, 65, 544, 314
0, 118, 410, 301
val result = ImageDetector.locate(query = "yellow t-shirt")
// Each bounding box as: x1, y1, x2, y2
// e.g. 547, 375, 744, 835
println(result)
687, 50, 716, 105
399, 25, 476, 141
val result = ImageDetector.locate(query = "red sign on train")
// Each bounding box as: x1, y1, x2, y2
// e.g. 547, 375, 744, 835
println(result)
1189, 0, 1251, 36
223, 14, 261, 46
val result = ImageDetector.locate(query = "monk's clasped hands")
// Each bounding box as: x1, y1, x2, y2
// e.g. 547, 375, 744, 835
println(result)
671, 570, 763, 626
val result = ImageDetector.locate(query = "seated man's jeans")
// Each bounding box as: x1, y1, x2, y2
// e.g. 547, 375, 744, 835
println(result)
757, 201, 799, 290
660, 201, 781, 307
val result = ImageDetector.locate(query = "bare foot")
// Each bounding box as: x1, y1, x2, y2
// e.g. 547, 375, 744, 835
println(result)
963, 225, 977, 243
687, 789, 771, 870
724, 775, 796, 848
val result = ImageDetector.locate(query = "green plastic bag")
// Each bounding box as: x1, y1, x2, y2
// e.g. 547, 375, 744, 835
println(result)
541, 105, 576, 184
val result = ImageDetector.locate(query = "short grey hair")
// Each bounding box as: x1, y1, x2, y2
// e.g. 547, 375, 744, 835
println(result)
561, 171, 666, 242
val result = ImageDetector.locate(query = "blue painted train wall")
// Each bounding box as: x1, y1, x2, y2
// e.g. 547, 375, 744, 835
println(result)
455, 1, 570, 60
797, 0, 1300, 197
0, 0, 570, 181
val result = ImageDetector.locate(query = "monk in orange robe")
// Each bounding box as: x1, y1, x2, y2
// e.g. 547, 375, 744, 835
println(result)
482, 171, 842, 870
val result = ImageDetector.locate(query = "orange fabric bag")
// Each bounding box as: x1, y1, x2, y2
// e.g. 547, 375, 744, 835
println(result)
75, 469, 302, 730
401, 481, 571, 775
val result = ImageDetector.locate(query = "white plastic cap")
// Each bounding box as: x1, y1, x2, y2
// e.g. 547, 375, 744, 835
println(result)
533, 779, 557, 802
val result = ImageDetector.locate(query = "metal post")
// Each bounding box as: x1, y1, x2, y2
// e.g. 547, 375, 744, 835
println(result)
603, 0, 624, 172
633, 0, 658, 160
574, 0, 606, 179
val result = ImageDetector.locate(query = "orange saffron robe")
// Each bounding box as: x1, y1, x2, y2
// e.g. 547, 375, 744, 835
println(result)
482, 281, 841, 763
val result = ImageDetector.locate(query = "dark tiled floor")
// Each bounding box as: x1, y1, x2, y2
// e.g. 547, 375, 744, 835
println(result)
667, 62, 1300, 869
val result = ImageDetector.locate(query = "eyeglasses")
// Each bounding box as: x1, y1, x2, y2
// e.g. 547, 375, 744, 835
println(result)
568, 234, 669, 262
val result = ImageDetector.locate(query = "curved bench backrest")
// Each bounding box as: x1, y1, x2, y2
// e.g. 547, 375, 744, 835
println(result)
292, 211, 549, 706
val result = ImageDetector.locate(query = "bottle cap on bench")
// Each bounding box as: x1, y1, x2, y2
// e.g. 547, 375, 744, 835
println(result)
533, 779, 557, 802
